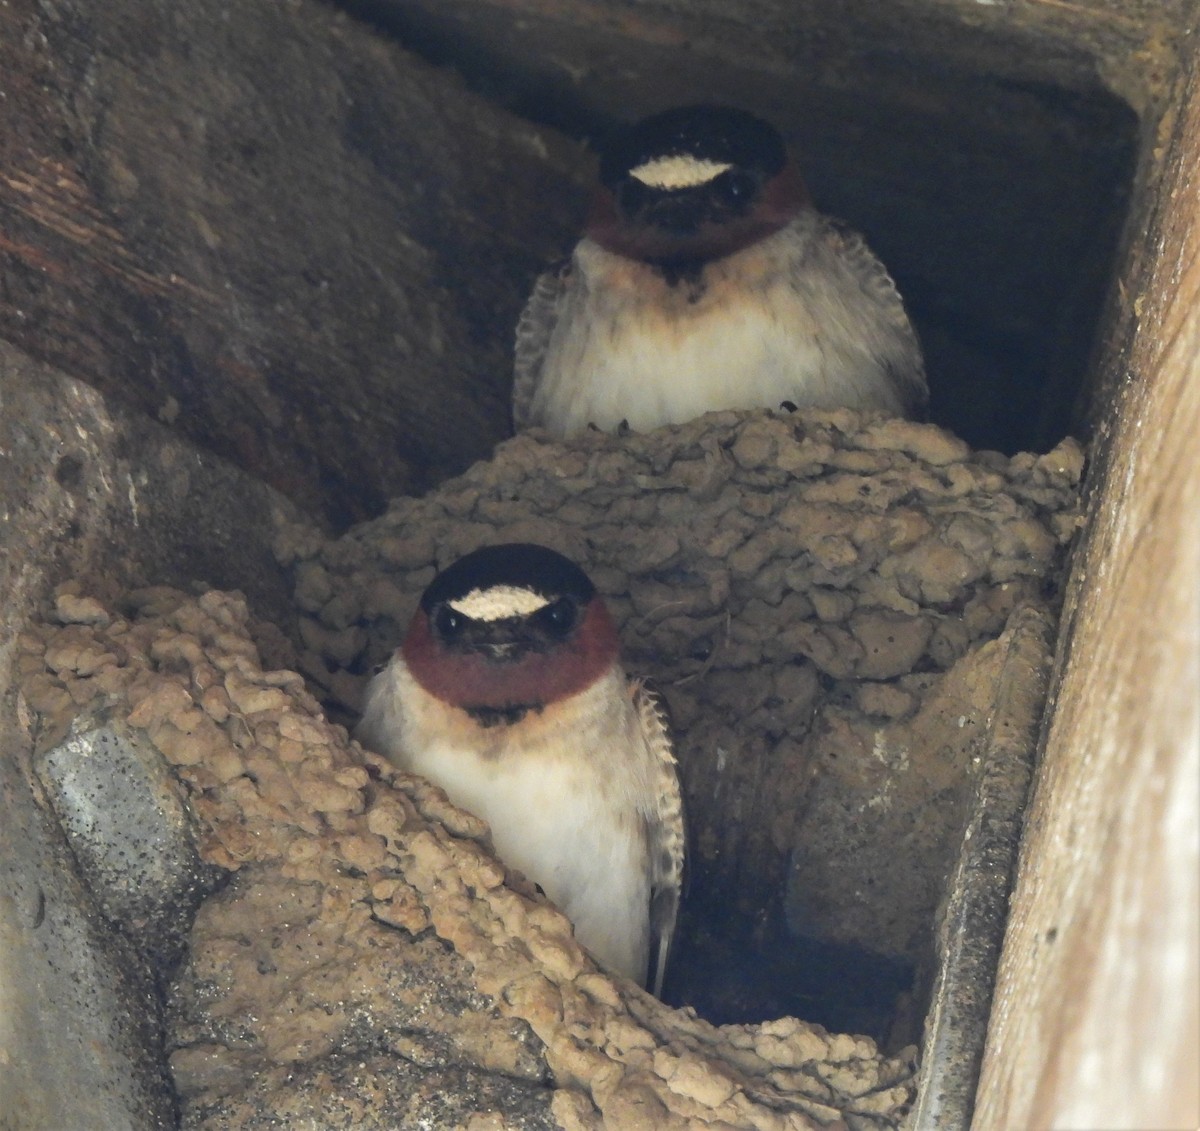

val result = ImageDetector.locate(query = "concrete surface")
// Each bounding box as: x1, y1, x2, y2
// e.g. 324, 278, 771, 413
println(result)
0, 341, 313, 1128
0, 0, 588, 529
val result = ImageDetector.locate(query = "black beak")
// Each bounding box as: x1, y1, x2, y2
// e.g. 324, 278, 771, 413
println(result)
642, 191, 711, 235
457, 620, 533, 663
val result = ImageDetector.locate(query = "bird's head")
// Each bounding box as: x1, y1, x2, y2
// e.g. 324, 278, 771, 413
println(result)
401, 543, 620, 726
586, 104, 808, 271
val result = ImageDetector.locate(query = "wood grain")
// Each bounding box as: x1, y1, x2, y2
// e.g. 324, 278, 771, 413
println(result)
975, 47, 1200, 1131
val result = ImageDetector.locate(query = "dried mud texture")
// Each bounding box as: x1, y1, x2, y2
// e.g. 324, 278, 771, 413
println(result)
18, 586, 915, 1130
276, 408, 1084, 1010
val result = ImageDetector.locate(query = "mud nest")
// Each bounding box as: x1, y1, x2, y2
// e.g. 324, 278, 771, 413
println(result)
277, 408, 1083, 1035
17, 407, 1083, 1128
20, 585, 915, 1130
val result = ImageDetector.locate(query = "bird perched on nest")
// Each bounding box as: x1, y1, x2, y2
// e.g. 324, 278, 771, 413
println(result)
513, 103, 927, 436
356, 543, 684, 996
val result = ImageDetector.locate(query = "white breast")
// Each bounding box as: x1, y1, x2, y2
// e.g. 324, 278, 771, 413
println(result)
357, 660, 657, 984
528, 215, 922, 436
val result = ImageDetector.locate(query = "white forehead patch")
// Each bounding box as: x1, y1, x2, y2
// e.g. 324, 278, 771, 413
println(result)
447, 585, 551, 621
628, 154, 732, 190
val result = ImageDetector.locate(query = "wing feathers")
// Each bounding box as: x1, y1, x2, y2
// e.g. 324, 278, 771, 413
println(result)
632, 677, 685, 998
512, 261, 570, 431
818, 219, 928, 417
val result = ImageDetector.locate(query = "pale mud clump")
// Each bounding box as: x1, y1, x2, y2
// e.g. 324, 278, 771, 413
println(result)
276, 408, 1084, 1022
18, 584, 916, 1130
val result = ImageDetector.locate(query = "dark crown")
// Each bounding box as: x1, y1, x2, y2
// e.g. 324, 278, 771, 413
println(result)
420, 543, 596, 612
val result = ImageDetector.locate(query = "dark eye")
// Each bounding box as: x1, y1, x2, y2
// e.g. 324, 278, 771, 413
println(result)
715, 169, 756, 207
534, 597, 577, 638
615, 177, 653, 218
434, 605, 466, 640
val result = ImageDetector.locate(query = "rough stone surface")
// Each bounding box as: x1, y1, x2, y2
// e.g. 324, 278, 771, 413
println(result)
35, 715, 226, 976
0, 0, 589, 527
19, 587, 917, 1130
0, 343, 315, 1130
277, 407, 1083, 1039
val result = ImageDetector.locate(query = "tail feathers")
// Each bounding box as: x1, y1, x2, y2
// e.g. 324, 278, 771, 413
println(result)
649, 883, 680, 998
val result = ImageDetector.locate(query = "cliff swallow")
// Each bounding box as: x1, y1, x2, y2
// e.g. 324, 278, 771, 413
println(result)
356, 543, 684, 995
513, 104, 928, 436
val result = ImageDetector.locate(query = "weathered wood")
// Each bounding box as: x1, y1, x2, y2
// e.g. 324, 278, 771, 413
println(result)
0, 0, 588, 526
974, 44, 1200, 1131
